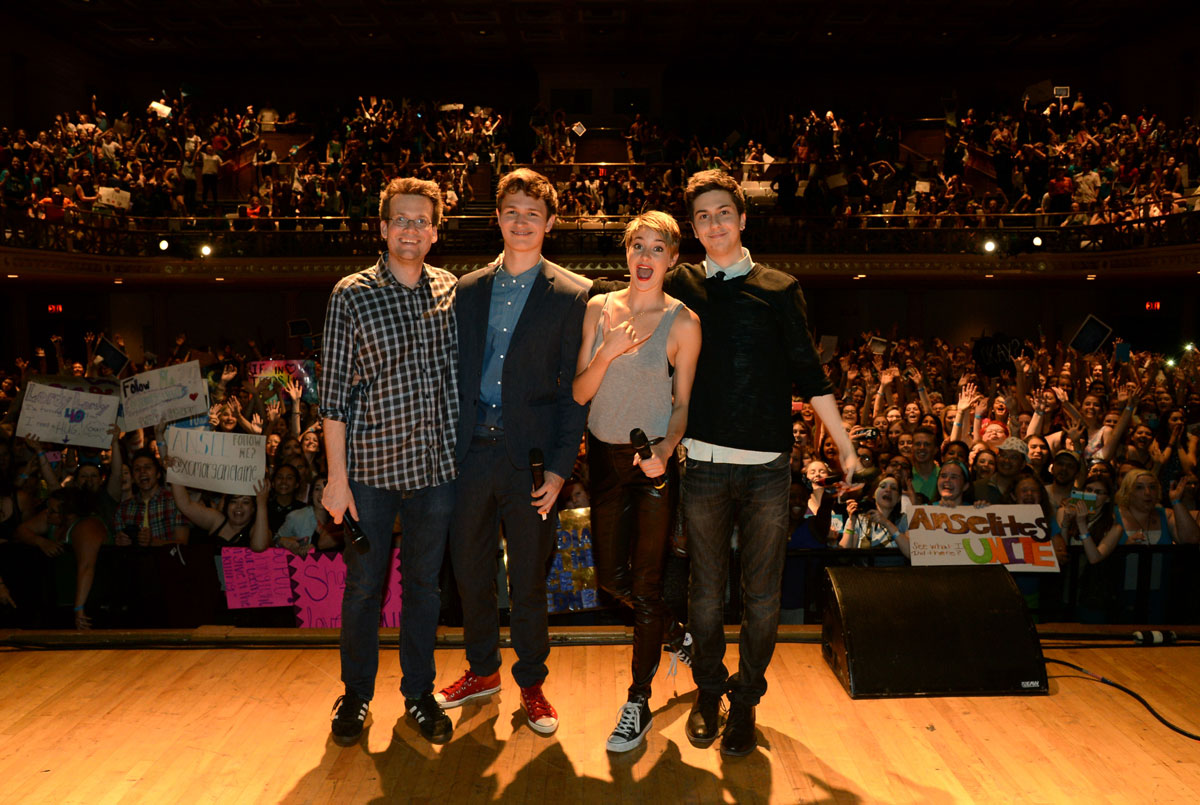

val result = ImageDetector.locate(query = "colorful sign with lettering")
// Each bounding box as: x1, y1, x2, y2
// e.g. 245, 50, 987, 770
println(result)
165, 427, 265, 495
221, 547, 293, 609
16, 381, 121, 449
907, 504, 1060, 573
119, 360, 209, 431
248, 360, 318, 404
546, 507, 600, 613
289, 550, 402, 628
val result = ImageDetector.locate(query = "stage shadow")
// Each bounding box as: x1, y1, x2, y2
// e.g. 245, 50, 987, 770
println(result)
276, 690, 875, 803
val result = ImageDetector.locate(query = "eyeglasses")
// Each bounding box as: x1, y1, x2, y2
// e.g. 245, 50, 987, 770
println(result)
388, 215, 432, 230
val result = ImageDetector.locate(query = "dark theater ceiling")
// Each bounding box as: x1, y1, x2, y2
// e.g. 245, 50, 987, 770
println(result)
10, 0, 1187, 70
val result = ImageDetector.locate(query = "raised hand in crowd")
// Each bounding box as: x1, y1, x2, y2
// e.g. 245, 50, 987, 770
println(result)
956, 382, 977, 413
283, 378, 304, 403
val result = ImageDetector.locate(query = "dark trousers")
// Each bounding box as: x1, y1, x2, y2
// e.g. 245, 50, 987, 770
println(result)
587, 433, 684, 698
341, 480, 454, 701
201, 173, 218, 203
683, 452, 791, 706
449, 436, 555, 688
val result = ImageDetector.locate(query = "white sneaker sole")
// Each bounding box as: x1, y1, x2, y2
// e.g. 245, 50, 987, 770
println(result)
527, 715, 559, 735
434, 684, 501, 710
606, 718, 652, 752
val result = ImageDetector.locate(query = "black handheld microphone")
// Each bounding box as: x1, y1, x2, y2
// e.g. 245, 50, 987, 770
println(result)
630, 428, 667, 491
344, 514, 370, 554
530, 448, 547, 521
530, 448, 546, 490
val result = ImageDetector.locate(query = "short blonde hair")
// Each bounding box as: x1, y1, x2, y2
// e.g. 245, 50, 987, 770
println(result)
622, 210, 681, 252
1114, 469, 1160, 508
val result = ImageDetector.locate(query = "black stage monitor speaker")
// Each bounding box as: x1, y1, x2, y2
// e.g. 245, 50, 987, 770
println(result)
822, 565, 1048, 699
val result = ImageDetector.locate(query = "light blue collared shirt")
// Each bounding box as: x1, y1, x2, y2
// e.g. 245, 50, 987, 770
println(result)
477, 259, 541, 429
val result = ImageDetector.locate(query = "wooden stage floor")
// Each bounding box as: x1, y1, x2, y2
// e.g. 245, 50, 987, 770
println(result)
2, 627, 1198, 803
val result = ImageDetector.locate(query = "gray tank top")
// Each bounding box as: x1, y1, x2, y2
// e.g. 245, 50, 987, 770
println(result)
587, 297, 682, 444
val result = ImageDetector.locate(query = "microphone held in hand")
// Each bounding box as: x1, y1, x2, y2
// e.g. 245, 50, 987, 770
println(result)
344, 514, 370, 554
530, 448, 546, 490
630, 428, 667, 490
530, 448, 547, 521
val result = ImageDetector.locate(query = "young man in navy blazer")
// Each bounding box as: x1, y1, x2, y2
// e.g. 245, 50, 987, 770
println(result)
438, 168, 590, 734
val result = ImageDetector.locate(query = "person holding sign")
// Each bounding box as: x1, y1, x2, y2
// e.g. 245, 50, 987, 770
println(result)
571, 211, 701, 752
168, 478, 271, 550
931, 460, 973, 508
319, 178, 459, 746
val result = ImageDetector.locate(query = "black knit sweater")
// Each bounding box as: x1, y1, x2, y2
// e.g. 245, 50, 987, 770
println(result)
664, 262, 832, 453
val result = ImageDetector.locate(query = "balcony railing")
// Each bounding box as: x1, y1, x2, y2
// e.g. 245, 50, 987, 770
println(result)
5, 207, 1200, 260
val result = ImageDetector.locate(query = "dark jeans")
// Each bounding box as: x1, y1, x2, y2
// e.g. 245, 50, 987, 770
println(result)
201, 173, 218, 203
341, 479, 453, 701
588, 433, 684, 698
683, 452, 791, 706
449, 436, 555, 688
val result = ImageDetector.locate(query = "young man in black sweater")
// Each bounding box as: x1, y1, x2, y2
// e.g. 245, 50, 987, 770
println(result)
664, 170, 858, 756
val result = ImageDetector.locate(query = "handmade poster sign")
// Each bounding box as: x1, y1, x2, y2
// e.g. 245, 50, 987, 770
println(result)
907, 504, 1060, 573
93, 336, 130, 375
248, 360, 318, 404
546, 507, 600, 613
165, 427, 265, 495
16, 382, 120, 449
221, 548, 293, 609
119, 360, 209, 431
289, 550, 402, 628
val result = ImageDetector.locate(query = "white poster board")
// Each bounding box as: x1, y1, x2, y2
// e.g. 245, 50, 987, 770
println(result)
119, 361, 210, 431
16, 382, 120, 449
907, 504, 1060, 573
165, 427, 265, 495
97, 187, 132, 210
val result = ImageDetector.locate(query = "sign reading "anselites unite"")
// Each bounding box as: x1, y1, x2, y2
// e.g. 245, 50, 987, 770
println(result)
907, 504, 1060, 573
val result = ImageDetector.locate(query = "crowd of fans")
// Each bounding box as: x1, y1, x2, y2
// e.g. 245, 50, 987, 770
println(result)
0, 92, 512, 229
3, 87, 1197, 237
632, 95, 1200, 229
2, 326, 1197, 630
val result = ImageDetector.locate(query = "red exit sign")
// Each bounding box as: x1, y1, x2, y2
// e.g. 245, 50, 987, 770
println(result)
47, 304, 63, 313
1145, 301, 1161, 311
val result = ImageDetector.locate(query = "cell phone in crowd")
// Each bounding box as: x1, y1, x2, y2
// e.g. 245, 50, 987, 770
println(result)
1115, 343, 1131, 363
1069, 490, 1100, 514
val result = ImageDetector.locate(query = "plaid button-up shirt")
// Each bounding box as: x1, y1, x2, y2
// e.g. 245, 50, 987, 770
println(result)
115, 486, 188, 546
319, 258, 459, 491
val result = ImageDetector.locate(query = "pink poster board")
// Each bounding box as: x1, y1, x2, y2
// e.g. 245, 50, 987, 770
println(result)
221, 548, 294, 609
288, 549, 402, 628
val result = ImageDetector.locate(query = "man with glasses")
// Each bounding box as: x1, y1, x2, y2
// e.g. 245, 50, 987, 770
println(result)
320, 177, 459, 746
